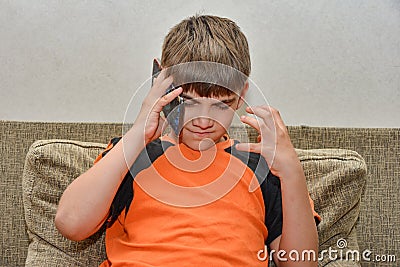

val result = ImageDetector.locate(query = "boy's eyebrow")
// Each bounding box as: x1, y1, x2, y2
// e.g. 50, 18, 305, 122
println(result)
218, 97, 236, 104
181, 94, 201, 103
181, 93, 194, 100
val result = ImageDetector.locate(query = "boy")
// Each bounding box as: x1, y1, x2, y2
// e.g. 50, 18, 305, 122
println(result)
55, 15, 320, 266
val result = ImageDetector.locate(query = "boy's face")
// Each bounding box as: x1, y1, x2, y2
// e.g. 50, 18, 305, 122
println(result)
174, 84, 248, 151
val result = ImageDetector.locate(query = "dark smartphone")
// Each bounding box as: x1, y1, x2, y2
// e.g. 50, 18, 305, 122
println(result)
152, 58, 184, 136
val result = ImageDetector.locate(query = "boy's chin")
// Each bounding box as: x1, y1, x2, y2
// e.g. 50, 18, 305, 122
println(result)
179, 131, 221, 151
168, 128, 225, 151
182, 138, 216, 151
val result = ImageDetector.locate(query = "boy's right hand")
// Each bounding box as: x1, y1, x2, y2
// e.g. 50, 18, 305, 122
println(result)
134, 70, 183, 144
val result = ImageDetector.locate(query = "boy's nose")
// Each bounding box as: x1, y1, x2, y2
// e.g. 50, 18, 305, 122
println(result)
192, 117, 213, 129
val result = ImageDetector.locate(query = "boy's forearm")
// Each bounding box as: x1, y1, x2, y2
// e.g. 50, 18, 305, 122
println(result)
55, 124, 146, 241
276, 164, 319, 267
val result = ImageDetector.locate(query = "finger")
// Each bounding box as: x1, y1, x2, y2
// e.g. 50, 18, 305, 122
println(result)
245, 106, 275, 130
255, 105, 289, 134
245, 105, 272, 120
269, 107, 288, 133
149, 75, 174, 99
241, 108, 273, 139
235, 142, 261, 153
253, 105, 286, 127
153, 87, 183, 113
159, 75, 175, 92
153, 68, 167, 84
240, 115, 261, 132
154, 116, 167, 138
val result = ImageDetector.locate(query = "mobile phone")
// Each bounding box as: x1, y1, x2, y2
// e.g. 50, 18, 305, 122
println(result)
152, 58, 184, 136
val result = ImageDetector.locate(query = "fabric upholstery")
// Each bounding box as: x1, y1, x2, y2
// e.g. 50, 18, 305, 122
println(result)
288, 126, 400, 267
298, 148, 366, 266
22, 139, 366, 266
0, 121, 123, 267
22, 140, 107, 266
1, 120, 398, 267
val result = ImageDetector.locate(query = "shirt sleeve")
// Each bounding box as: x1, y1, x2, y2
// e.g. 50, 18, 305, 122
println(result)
93, 136, 122, 164
263, 172, 283, 247
263, 173, 322, 248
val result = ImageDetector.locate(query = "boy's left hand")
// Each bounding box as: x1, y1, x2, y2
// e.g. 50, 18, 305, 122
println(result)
235, 105, 302, 179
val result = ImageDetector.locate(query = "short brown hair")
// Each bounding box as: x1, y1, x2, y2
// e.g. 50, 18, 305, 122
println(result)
161, 14, 251, 97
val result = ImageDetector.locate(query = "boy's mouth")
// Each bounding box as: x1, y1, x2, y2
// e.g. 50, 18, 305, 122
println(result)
189, 130, 213, 138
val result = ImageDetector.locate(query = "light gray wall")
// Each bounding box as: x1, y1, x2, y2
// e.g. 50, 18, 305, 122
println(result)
1, 0, 399, 127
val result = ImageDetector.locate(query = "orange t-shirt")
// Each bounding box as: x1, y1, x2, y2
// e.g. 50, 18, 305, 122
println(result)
95, 134, 320, 266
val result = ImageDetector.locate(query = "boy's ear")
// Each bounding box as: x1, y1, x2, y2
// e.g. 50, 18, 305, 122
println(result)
236, 81, 249, 110
155, 58, 162, 68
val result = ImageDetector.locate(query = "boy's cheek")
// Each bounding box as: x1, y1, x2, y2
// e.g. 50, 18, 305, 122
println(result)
218, 114, 235, 129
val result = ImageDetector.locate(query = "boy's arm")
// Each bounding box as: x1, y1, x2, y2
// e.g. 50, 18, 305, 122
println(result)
269, 167, 319, 266
236, 106, 318, 267
55, 72, 182, 241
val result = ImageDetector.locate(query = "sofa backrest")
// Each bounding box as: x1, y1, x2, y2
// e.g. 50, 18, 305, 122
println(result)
1, 121, 398, 266
287, 126, 399, 266
0, 121, 124, 267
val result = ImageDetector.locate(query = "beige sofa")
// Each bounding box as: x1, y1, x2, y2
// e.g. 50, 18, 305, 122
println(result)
1, 120, 399, 267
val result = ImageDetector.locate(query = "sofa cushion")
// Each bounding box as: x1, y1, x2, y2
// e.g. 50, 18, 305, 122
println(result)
22, 139, 366, 266
297, 148, 366, 266
22, 140, 107, 267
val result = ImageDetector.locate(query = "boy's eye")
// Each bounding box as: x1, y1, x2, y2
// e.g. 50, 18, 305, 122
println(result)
182, 99, 231, 110
215, 103, 230, 110
215, 102, 229, 110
